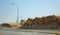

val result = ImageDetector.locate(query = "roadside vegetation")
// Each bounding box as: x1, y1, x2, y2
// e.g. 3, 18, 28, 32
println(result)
1, 15, 60, 29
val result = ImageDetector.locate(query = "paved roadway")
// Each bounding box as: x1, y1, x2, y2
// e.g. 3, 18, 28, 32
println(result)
0, 29, 56, 35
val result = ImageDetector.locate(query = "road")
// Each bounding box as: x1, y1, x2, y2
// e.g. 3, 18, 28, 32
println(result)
0, 29, 56, 35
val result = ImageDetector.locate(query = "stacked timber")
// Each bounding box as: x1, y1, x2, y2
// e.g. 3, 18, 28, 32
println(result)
20, 15, 60, 29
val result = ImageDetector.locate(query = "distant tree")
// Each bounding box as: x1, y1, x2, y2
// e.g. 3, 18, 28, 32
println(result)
1, 23, 11, 27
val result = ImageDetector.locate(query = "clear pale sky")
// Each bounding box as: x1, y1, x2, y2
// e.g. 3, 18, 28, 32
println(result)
0, 0, 60, 24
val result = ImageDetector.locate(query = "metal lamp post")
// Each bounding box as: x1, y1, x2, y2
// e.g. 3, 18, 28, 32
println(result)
11, 3, 19, 23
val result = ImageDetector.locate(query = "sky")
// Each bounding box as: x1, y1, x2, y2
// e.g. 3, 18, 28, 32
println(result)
0, 0, 60, 24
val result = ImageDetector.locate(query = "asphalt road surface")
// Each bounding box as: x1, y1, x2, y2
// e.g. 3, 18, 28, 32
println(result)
0, 30, 56, 35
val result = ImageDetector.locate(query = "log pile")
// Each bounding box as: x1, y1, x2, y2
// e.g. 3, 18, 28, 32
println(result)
20, 15, 60, 29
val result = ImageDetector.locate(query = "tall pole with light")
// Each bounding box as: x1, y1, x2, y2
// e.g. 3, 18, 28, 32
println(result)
11, 3, 19, 23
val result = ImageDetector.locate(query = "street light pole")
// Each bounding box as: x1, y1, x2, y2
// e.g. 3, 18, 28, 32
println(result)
11, 3, 19, 23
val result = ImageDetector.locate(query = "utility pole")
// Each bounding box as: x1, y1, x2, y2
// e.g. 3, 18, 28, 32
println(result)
11, 3, 19, 23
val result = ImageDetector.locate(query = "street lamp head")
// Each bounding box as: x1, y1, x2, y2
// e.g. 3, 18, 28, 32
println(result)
11, 3, 18, 7
11, 3, 14, 5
